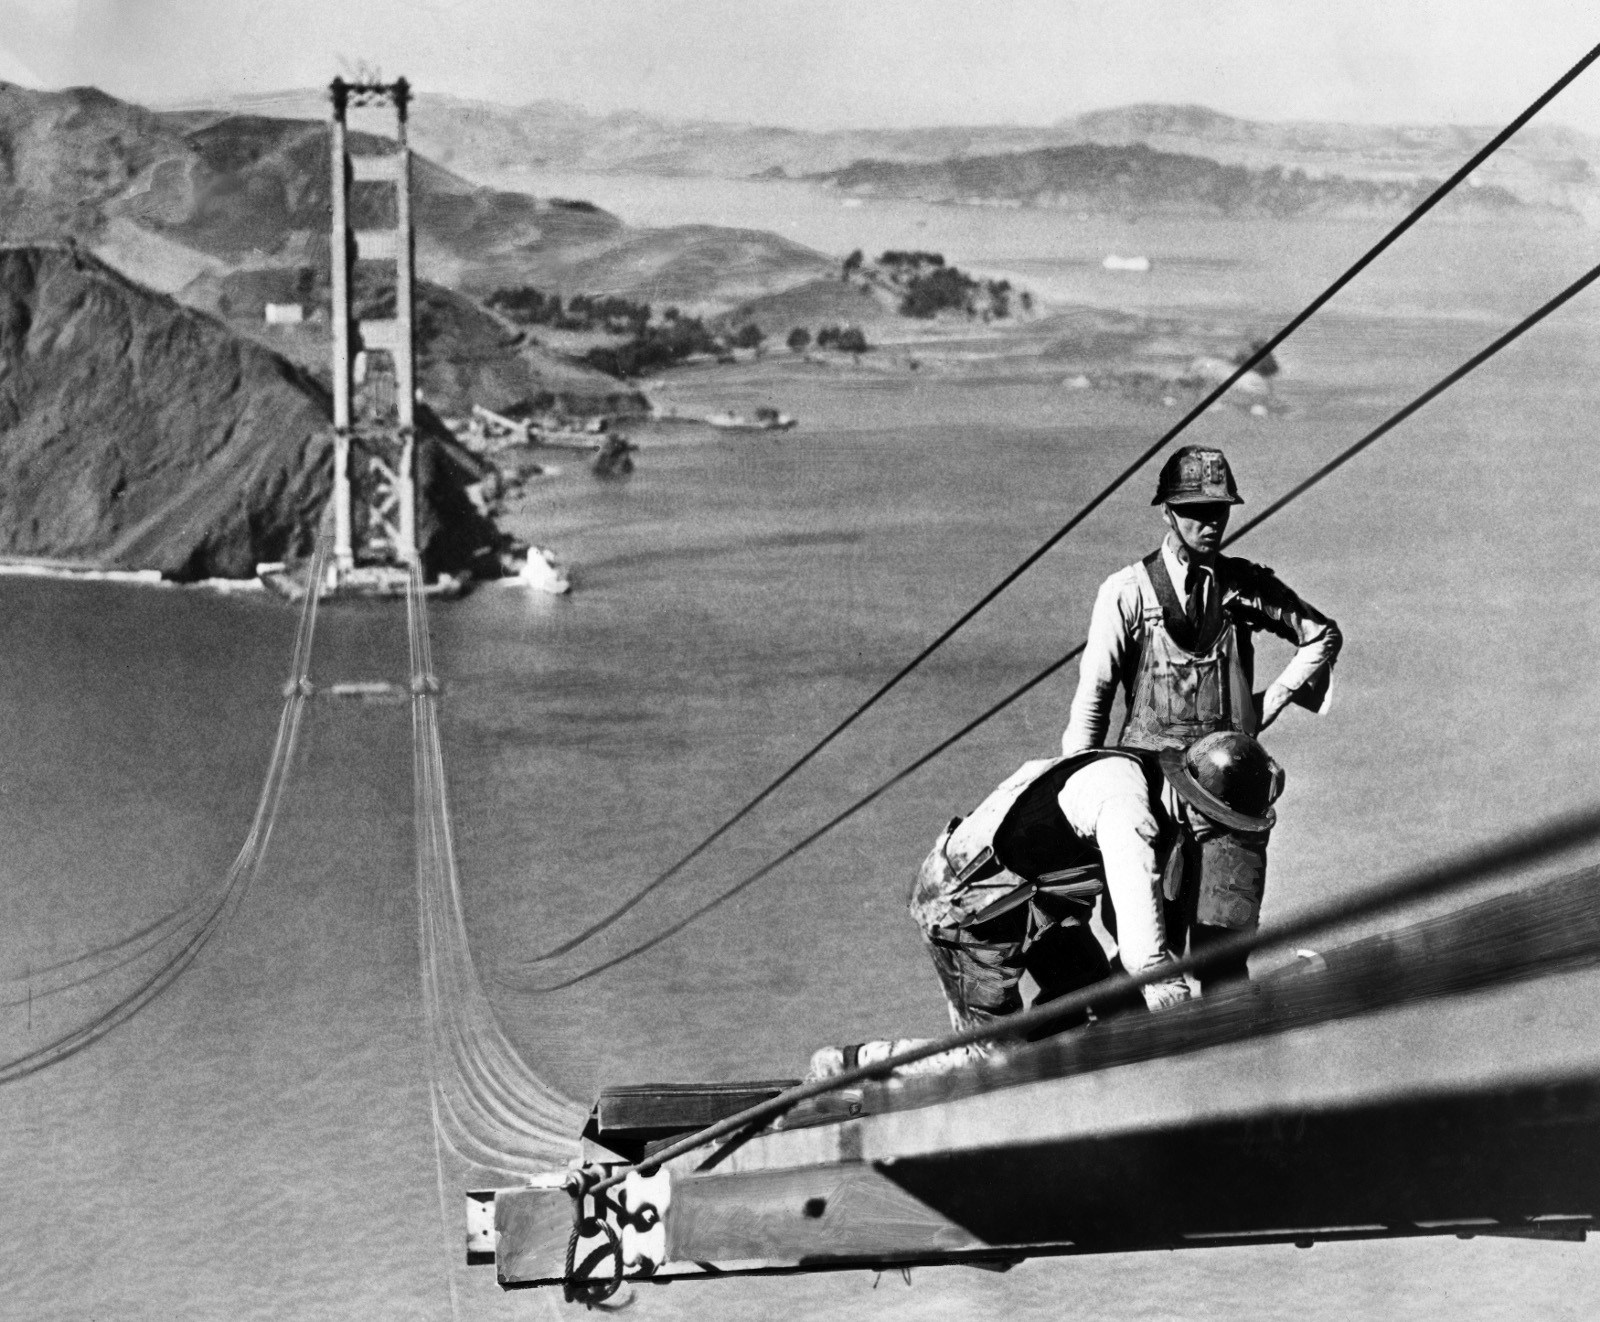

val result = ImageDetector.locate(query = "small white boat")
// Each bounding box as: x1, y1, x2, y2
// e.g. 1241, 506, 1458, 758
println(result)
1102, 254, 1152, 273
516, 547, 571, 596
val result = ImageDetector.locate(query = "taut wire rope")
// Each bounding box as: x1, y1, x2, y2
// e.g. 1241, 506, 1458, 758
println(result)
507, 255, 1600, 994
523, 40, 1600, 965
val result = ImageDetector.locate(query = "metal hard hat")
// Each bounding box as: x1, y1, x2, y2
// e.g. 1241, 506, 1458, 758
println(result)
1152, 445, 1243, 506
1158, 731, 1284, 833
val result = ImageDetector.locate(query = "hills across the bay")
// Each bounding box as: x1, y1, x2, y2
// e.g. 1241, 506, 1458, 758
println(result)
169, 89, 1600, 221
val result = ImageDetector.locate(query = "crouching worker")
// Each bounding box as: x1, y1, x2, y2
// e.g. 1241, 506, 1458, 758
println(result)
805, 736, 1283, 1083
910, 733, 1284, 1035
909, 748, 1191, 1036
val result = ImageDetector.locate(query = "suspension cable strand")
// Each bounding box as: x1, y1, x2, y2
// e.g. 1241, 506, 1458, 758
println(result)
523, 41, 1600, 965
406, 562, 587, 1170
0, 534, 328, 1083
508, 256, 1600, 993
583, 802, 1600, 1194
2, 530, 333, 996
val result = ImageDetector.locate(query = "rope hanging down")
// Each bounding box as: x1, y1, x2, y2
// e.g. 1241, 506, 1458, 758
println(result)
585, 802, 1600, 1194
507, 255, 1600, 994
523, 40, 1600, 966
0, 536, 329, 1083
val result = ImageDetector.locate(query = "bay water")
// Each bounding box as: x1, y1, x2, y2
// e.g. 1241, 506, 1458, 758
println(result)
3, 202, 1600, 1319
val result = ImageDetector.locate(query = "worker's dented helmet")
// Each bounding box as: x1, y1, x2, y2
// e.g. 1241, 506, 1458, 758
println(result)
1158, 731, 1283, 833
1152, 445, 1242, 507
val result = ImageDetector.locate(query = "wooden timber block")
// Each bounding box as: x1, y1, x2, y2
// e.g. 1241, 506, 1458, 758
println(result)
494, 1178, 575, 1287
586, 1079, 798, 1162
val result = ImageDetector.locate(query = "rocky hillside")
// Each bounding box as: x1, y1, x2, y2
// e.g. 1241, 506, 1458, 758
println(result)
0, 244, 501, 579
814, 142, 1531, 219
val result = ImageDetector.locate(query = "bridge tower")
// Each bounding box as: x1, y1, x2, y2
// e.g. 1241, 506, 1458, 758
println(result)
328, 76, 417, 582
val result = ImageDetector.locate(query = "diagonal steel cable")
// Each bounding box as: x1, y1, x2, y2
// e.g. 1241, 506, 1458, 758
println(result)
523, 41, 1600, 964
507, 255, 1600, 993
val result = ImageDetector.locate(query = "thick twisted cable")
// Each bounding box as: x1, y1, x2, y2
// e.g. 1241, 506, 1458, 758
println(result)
511, 255, 1600, 994
522, 40, 1600, 966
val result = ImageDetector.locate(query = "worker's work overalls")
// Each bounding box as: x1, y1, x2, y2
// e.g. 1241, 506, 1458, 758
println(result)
1117, 550, 1268, 978
908, 750, 1144, 1033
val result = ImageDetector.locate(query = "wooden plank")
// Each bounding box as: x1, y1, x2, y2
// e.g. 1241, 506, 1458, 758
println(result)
493, 1177, 573, 1286
465, 1190, 496, 1266
596, 1080, 800, 1133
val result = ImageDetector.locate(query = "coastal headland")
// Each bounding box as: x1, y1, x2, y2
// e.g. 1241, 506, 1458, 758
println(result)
5, 80, 1594, 584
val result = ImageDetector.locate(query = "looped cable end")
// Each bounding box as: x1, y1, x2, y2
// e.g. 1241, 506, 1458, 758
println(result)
563, 1164, 604, 1198
562, 1172, 625, 1308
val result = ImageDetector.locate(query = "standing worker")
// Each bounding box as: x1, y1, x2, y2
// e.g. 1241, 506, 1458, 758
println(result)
1062, 445, 1341, 986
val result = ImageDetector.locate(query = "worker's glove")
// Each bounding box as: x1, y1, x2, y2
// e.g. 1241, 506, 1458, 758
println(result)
805, 1038, 993, 1082
1140, 975, 1191, 1012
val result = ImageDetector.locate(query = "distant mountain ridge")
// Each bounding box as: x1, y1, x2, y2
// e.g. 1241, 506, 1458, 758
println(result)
168, 89, 1600, 218
813, 142, 1531, 220
0, 81, 831, 315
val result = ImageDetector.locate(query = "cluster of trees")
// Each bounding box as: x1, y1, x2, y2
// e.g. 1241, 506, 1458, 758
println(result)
483, 280, 883, 378
486, 287, 652, 335
482, 283, 783, 378
815, 324, 870, 352
581, 310, 720, 378
839, 249, 1025, 321
581, 312, 771, 379
878, 250, 947, 270
785, 325, 870, 354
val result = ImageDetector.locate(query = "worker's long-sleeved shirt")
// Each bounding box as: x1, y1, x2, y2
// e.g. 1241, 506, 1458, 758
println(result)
1062, 542, 1342, 755
1056, 755, 1187, 1007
